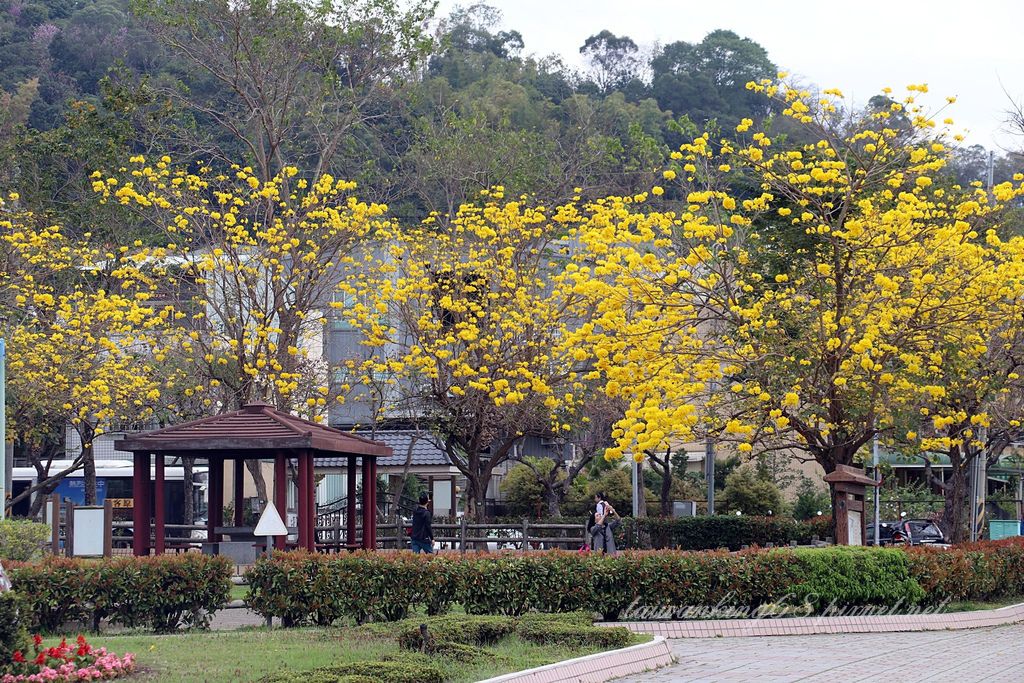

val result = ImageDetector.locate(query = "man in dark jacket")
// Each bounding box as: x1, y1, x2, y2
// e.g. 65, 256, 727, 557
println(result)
411, 492, 433, 554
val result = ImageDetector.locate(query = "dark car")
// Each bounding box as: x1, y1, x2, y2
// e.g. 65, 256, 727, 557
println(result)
867, 519, 947, 547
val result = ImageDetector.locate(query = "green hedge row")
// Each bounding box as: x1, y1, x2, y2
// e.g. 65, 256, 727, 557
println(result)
6, 554, 232, 633
246, 545, 929, 623
615, 515, 833, 551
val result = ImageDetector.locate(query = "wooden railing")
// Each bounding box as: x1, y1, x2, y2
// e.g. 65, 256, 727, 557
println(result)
316, 518, 587, 552
99, 519, 589, 554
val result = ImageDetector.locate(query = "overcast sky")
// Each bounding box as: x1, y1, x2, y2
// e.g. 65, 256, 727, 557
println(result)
435, 0, 1023, 154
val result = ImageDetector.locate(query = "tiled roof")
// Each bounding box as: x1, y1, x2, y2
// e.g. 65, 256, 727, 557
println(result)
114, 403, 392, 457
316, 430, 450, 468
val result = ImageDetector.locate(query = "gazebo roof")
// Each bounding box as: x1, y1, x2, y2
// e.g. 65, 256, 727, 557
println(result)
114, 402, 392, 457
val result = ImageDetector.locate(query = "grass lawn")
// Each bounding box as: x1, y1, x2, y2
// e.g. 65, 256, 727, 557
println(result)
942, 595, 1024, 612
84, 621, 642, 683
228, 584, 249, 602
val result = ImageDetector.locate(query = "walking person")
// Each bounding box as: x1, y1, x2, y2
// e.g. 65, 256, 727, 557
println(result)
411, 492, 434, 554
590, 492, 609, 553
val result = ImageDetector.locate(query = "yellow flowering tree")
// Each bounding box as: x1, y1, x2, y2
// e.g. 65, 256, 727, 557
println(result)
341, 194, 603, 520
1, 195, 171, 510
892, 232, 1024, 540
94, 157, 390, 416
578, 80, 1024, 529
94, 157, 390, 502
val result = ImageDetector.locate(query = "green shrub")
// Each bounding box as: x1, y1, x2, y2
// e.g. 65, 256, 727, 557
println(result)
246, 551, 457, 627
0, 592, 28, 663
262, 655, 447, 683
0, 520, 51, 562
515, 620, 632, 649
8, 554, 231, 633
788, 547, 925, 609
394, 615, 517, 650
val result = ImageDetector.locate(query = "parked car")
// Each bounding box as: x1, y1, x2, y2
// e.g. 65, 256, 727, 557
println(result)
866, 519, 948, 547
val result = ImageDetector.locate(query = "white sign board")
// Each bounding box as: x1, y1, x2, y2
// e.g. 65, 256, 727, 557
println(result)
254, 501, 288, 537
847, 510, 863, 546
72, 507, 106, 557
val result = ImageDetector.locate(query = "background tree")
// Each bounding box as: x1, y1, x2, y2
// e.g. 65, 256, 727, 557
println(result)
717, 465, 784, 516
579, 30, 644, 96
134, 0, 436, 182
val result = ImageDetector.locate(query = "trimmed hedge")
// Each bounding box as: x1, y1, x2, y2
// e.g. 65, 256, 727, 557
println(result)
908, 538, 1024, 603
246, 545, 936, 623
616, 515, 833, 551
386, 612, 631, 657
7, 554, 232, 633
0, 592, 28, 662
261, 655, 447, 683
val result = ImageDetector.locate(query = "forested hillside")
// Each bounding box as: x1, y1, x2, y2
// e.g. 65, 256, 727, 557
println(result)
3, 0, 1015, 238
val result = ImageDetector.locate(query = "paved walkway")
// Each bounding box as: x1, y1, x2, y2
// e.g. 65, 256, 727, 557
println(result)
614, 624, 1024, 682
210, 607, 267, 630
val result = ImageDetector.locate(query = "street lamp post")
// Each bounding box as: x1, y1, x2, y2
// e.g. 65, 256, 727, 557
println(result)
872, 432, 880, 546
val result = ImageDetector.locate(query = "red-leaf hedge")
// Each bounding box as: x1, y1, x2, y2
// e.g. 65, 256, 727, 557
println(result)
7, 554, 232, 633
907, 538, 1024, 603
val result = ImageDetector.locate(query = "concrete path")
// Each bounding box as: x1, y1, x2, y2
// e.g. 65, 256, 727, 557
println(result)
613, 623, 1024, 682
209, 607, 268, 630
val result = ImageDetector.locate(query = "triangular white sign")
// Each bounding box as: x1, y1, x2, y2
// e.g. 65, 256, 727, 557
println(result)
254, 502, 288, 536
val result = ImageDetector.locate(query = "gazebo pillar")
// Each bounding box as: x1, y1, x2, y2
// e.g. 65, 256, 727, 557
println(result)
369, 457, 377, 548
298, 450, 315, 551
233, 458, 244, 526
274, 454, 288, 551
208, 457, 223, 543
346, 456, 357, 549
132, 452, 151, 556
361, 456, 374, 549
305, 450, 316, 550
154, 454, 165, 555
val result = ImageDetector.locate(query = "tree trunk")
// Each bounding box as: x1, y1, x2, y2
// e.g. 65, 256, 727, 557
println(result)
183, 457, 195, 525
391, 436, 420, 520
83, 441, 97, 506
466, 474, 488, 522
544, 484, 561, 517
941, 464, 969, 543
245, 459, 268, 508
659, 461, 673, 517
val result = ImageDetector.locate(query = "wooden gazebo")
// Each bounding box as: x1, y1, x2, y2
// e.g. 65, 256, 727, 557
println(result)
114, 402, 392, 556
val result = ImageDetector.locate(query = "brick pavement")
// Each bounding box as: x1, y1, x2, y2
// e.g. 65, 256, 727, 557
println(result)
613, 623, 1024, 682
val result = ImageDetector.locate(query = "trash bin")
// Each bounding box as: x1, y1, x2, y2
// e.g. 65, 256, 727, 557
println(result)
988, 519, 1022, 540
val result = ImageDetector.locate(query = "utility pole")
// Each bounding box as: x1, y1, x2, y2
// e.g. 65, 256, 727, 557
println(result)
705, 435, 715, 515
872, 432, 880, 545
631, 457, 639, 518
0, 338, 6, 520
970, 427, 987, 542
